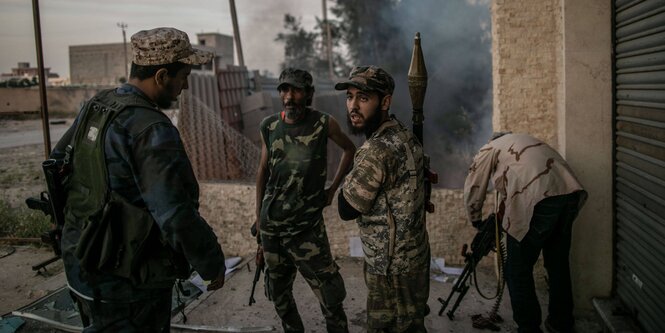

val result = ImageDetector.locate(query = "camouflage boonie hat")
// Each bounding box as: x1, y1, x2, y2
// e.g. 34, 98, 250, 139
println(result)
335, 65, 395, 95
131, 27, 213, 66
277, 68, 314, 91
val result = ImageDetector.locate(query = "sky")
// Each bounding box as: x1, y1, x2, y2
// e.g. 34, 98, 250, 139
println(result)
0, 0, 323, 78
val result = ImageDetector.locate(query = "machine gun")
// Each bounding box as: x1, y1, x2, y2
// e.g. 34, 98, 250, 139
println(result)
25, 158, 70, 271
437, 213, 502, 320
248, 223, 264, 306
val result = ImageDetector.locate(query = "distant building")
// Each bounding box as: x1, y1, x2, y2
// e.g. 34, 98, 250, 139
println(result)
69, 32, 234, 86
196, 32, 235, 70
1, 62, 59, 79
69, 43, 127, 86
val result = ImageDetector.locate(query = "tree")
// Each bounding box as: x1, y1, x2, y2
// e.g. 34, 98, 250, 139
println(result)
330, 0, 405, 71
275, 14, 323, 77
275, 13, 350, 79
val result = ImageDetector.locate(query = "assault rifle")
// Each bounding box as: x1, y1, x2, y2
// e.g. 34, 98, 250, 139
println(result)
248, 222, 264, 306
25, 158, 70, 271
438, 213, 498, 319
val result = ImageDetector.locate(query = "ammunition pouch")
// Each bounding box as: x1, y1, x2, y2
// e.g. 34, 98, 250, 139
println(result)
75, 191, 189, 288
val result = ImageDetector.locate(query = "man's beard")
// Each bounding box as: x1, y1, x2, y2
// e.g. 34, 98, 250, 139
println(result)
156, 86, 175, 109
156, 97, 173, 109
347, 106, 383, 138
284, 101, 307, 120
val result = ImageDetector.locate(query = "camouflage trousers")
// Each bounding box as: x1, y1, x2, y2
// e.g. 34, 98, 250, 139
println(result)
364, 261, 430, 333
262, 220, 349, 333
73, 289, 171, 332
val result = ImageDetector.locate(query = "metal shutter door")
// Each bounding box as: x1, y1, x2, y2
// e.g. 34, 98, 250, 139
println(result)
614, 1, 665, 332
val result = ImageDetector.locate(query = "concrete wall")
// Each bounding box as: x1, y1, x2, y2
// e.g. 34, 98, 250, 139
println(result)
199, 182, 493, 267
0, 87, 106, 114
492, 0, 613, 312
561, 0, 614, 311
491, 0, 562, 147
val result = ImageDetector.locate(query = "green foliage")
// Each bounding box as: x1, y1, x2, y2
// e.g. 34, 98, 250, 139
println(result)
275, 14, 320, 73
274, 13, 351, 78
0, 199, 51, 238
0, 77, 39, 88
330, 0, 405, 70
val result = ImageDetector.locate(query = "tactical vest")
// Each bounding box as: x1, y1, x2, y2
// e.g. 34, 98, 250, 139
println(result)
64, 88, 188, 288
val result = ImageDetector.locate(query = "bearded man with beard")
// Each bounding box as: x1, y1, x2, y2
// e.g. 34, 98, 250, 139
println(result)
336, 66, 431, 333
254, 68, 355, 333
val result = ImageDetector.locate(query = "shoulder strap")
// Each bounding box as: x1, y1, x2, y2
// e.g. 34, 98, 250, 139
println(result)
396, 129, 418, 191
67, 88, 157, 223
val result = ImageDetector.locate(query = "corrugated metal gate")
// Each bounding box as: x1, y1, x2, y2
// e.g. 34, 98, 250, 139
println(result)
178, 71, 259, 181
217, 65, 249, 131
614, 1, 665, 332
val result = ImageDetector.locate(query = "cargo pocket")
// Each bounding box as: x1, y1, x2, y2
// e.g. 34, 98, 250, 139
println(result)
103, 191, 154, 280
75, 202, 113, 273
315, 265, 346, 307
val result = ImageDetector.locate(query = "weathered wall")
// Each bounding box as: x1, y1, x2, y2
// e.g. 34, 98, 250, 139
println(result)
491, 0, 562, 147
0, 87, 106, 114
561, 0, 614, 312
199, 182, 493, 267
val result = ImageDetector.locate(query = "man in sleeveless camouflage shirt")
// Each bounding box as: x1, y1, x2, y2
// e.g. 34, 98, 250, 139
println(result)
337, 66, 431, 332
254, 68, 355, 333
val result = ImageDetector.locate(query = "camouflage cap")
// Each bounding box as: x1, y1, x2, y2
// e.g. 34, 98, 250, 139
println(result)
335, 65, 395, 95
131, 27, 213, 66
277, 68, 314, 91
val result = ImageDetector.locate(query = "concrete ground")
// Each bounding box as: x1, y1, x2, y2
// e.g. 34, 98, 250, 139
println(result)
1, 247, 602, 332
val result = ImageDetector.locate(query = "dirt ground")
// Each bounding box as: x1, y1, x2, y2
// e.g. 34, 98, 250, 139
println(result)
0, 118, 603, 332
0, 245, 65, 317
0, 246, 604, 333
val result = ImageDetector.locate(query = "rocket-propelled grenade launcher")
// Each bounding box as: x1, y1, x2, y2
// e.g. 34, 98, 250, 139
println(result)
408, 32, 438, 213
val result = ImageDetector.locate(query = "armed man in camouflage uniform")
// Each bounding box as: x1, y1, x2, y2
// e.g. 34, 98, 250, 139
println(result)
52, 28, 226, 332
336, 66, 431, 332
254, 68, 355, 333
464, 132, 587, 333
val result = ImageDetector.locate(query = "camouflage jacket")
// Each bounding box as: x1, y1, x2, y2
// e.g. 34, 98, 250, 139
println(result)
464, 133, 587, 241
342, 117, 430, 275
259, 109, 329, 236
54, 84, 225, 301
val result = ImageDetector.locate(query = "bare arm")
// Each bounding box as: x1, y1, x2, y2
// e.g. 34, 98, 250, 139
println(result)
326, 116, 356, 206
255, 140, 269, 238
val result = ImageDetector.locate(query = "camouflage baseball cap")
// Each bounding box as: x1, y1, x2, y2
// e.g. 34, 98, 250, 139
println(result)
335, 65, 395, 95
277, 68, 314, 91
131, 27, 213, 66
